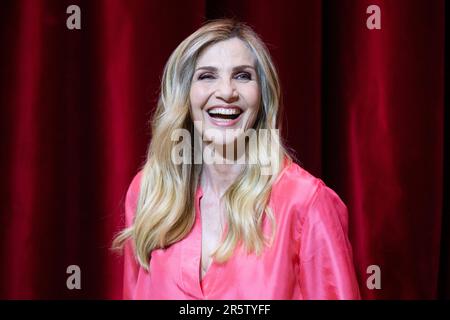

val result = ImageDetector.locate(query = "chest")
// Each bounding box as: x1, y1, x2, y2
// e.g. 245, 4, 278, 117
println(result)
199, 194, 225, 278
140, 187, 300, 299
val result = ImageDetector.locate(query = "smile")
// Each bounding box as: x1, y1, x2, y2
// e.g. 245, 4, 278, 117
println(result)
205, 106, 244, 127
207, 106, 243, 120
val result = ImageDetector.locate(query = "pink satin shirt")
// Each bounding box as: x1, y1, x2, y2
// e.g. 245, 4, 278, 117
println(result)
122, 161, 361, 299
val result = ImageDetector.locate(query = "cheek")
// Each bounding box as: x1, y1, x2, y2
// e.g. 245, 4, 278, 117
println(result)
242, 86, 261, 128
189, 84, 210, 110
243, 85, 261, 112
189, 86, 203, 122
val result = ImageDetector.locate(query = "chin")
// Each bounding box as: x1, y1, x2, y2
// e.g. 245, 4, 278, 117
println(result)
204, 127, 243, 143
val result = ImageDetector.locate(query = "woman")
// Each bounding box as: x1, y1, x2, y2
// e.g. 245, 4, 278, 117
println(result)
113, 19, 361, 300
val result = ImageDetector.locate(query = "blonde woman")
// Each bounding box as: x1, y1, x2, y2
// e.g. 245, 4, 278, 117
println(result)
113, 19, 360, 300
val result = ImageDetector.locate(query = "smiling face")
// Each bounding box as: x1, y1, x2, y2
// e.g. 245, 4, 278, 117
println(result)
189, 37, 261, 146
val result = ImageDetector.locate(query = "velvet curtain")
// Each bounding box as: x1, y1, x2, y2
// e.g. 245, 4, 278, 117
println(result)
0, 0, 447, 299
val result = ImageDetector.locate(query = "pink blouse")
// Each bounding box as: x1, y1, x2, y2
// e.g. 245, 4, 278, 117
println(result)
122, 162, 361, 300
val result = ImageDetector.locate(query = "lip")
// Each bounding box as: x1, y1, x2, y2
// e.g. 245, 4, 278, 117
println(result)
205, 105, 244, 127
206, 105, 243, 112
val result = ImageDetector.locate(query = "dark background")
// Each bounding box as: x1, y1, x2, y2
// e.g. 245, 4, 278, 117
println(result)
0, 0, 447, 299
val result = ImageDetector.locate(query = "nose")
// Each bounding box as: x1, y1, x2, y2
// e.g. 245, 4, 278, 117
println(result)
214, 78, 238, 102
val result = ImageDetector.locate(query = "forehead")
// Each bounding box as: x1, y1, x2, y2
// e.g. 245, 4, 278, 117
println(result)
195, 37, 256, 67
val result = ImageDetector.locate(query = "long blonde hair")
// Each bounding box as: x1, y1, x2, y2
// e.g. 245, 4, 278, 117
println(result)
112, 19, 292, 270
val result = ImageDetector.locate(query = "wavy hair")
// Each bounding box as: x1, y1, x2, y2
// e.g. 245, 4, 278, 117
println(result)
112, 19, 293, 270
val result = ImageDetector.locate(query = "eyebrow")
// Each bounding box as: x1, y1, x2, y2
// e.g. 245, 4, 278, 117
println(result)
195, 65, 256, 72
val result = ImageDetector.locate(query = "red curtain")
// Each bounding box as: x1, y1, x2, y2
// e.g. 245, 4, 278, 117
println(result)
0, 0, 447, 299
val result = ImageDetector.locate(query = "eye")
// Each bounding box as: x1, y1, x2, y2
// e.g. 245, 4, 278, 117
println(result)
198, 73, 215, 80
235, 72, 252, 81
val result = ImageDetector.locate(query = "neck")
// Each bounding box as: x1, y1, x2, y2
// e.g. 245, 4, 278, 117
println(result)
200, 163, 243, 198
200, 143, 244, 198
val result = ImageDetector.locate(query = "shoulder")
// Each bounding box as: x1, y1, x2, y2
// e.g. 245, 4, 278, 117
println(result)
271, 161, 347, 222
124, 170, 144, 226
127, 170, 143, 198
271, 161, 323, 207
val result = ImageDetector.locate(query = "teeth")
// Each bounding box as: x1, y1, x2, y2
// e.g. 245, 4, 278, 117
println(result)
208, 108, 242, 115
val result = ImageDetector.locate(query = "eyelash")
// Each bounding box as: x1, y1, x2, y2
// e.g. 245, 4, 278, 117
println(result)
198, 72, 252, 81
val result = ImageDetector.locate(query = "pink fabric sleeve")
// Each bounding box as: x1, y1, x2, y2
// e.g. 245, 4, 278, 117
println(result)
298, 183, 361, 299
122, 171, 142, 300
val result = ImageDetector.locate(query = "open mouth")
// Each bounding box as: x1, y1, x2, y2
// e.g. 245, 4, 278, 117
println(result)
206, 107, 243, 120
